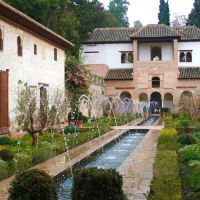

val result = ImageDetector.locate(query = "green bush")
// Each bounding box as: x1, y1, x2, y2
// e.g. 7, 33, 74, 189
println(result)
72, 167, 127, 200
0, 136, 12, 145
14, 153, 32, 173
178, 134, 196, 146
0, 160, 9, 180
82, 115, 89, 123
179, 144, 200, 163
0, 149, 13, 161
148, 150, 182, 200
64, 125, 79, 134
68, 111, 83, 121
8, 169, 57, 200
157, 128, 178, 151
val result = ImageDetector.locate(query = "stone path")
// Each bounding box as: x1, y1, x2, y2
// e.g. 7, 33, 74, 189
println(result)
118, 119, 162, 200
0, 118, 143, 200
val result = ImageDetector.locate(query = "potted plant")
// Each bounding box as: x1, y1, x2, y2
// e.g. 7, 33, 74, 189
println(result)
68, 110, 83, 127
160, 107, 170, 118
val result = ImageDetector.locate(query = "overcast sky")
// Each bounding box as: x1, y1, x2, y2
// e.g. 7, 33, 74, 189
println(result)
100, 0, 194, 26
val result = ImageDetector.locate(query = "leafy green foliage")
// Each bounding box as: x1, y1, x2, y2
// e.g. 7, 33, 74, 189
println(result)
0, 160, 9, 180
148, 128, 182, 200
72, 167, 127, 200
0, 150, 13, 161
178, 134, 197, 146
68, 111, 83, 121
158, 0, 170, 26
64, 125, 79, 134
8, 169, 57, 200
82, 115, 89, 123
109, 0, 129, 27
14, 153, 32, 173
0, 136, 12, 145
187, 0, 200, 28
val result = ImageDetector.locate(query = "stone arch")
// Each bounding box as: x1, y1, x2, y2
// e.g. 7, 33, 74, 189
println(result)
128, 53, 133, 63
179, 52, 185, 62
121, 53, 126, 63
179, 91, 194, 113
119, 91, 132, 113
151, 47, 161, 60
186, 52, 192, 62
150, 92, 162, 113
163, 93, 173, 112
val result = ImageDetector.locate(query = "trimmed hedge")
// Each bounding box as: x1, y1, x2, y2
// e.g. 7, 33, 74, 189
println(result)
148, 128, 182, 200
0, 136, 12, 145
72, 167, 127, 200
8, 169, 57, 200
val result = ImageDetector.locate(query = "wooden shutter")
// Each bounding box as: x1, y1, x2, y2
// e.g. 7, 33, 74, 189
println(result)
0, 70, 9, 135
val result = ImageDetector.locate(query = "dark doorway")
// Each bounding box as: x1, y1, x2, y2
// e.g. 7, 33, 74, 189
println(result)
150, 92, 162, 113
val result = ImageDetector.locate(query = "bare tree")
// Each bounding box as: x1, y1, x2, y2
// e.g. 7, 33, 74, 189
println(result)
171, 14, 187, 27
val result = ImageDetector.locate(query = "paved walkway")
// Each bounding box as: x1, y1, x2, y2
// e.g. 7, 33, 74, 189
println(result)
0, 118, 143, 200
118, 119, 162, 200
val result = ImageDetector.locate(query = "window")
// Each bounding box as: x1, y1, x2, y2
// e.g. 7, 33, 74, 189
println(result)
34, 44, 37, 55
54, 48, 57, 61
17, 36, 22, 56
121, 53, 126, 63
152, 77, 160, 88
151, 47, 162, 61
179, 51, 192, 63
128, 53, 133, 63
121, 52, 133, 63
0, 28, 3, 51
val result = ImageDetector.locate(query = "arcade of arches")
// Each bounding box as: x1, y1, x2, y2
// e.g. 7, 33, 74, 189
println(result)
118, 90, 196, 113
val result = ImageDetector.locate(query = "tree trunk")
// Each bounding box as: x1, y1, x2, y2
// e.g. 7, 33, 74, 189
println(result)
31, 133, 37, 147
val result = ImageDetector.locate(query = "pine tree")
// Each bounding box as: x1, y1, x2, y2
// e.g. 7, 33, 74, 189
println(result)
187, 0, 200, 28
158, 0, 170, 26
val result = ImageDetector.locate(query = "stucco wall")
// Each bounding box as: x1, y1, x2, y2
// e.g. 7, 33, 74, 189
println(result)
138, 42, 174, 61
0, 19, 65, 122
178, 41, 200, 67
82, 43, 133, 69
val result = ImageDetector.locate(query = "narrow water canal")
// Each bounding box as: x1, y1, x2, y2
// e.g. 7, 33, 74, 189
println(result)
57, 117, 157, 200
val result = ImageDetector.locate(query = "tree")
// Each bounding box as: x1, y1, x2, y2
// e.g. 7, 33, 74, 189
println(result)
158, 0, 170, 26
187, 0, 200, 28
133, 20, 143, 28
171, 14, 187, 27
16, 82, 63, 147
109, 0, 130, 27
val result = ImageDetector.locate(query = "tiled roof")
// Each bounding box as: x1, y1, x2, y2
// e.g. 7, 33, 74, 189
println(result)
0, 1, 74, 48
83, 28, 139, 43
174, 26, 200, 40
105, 68, 133, 80
179, 67, 200, 79
82, 25, 200, 43
130, 24, 180, 38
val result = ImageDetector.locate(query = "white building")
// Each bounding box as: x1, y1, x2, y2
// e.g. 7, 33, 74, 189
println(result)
81, 25, 200, 113
0, 1, 73, 134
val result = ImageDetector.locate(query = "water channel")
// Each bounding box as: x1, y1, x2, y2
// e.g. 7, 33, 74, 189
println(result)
57, 117, 157, 200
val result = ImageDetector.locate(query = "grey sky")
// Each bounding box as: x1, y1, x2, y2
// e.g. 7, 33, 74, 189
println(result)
100, 0, 194, 26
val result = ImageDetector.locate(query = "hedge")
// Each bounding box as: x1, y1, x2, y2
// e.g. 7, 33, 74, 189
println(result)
148, 128, 182, 200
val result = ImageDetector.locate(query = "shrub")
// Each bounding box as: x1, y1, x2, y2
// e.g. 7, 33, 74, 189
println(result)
157, 128, 178, 151
178, 134, 196, 146
72, 167, 127, 200
0, 136, 12, 145
148, 150, 182, 200
82, 115, 89, 123
68, 111, 83, 121
0, 149, 13, 161
64, 125, 79, 134
8, 169, 57, 200
0, 160, 9, 180
14, 153, 32, 173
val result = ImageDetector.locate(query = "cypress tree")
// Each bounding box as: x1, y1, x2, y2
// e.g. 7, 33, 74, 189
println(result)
158, 0, 170, 26
187, 0, 200, 28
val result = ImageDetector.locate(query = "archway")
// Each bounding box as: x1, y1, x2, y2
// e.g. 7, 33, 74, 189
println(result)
119, 91, 132, 113
179, 91, 194, 113
139, 93, 148, 113
150, 92, 162, 113
163, 93, 173, 112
